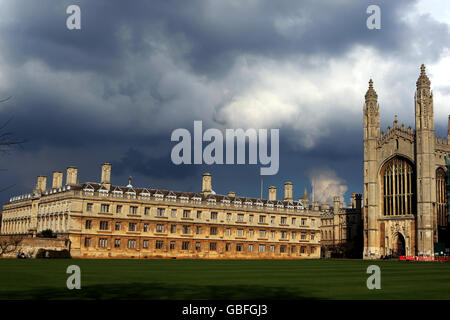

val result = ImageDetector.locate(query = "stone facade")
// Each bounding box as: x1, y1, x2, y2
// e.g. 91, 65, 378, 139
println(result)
320, 193, 363, 258
363, 65, 450, 259
1, 165, 322, 259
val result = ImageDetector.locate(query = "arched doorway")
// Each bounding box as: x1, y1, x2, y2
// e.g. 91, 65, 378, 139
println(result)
392, 233, 406, 257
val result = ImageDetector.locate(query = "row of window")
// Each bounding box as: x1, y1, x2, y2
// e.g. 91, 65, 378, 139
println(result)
85, 238, 317, 254
87, 203, 316, 226
86, 220, 316, 240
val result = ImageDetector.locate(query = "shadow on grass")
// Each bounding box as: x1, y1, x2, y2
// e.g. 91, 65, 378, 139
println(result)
1, 282, 320, 300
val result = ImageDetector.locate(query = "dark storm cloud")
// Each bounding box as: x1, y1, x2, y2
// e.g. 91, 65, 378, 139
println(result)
0, 0, 449, 205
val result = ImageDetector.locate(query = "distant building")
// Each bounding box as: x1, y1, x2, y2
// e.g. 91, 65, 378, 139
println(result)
363, 65, 450, 259
1, 164, 322, 259
320, 193, 363, 258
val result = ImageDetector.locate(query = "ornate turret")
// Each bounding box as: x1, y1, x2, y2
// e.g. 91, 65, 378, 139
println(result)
365, 79, 378, 103
416, 64, 431, 91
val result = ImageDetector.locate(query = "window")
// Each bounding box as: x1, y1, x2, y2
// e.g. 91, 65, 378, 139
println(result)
171, 209, 177, 218
196, 226, 201, 235
281, 231, 287, 239
271, 216, 275, 224
195, 242, 201, 251
196, 211, 202, 219
249, 230, 254, 238
84, 237, 91, 247
100, 204, 109, 213
210, 227, 218, 235
291, 232, 296, 239
301, 218, 307, 226
300, 246, 306, 254
182, 225, 191, 234
311, 233, 315, 240
98, 238, 107, 248
248, 244, 253, 252
259, 215, 266, 223
144, 207, 150, 216
237, 214, 244, 222
170, 224, 176, 233
143, 240, 149, 248
99, 221, 109, 230
155, 240, 164, 249
226, 213, 232, 221
127, 239, 136, 248
181, 241, 190, 250
128, 223, 137, 232
156, 224, 164, 233
280, 245, 286, 253
85, 220, 92, 229
170, 241, 176, 250
211, 212, 218, 220
225, 243, 231, 251
225, 228, 231, 236
301, 233, 307, 240
114, 239, 120, 248
129, 206, 138, 215
381, 157, 415, 216
143, 223, 149, 232
116, 205, 122, 214
236, 229, 244, 237
291, 218, 296, 225
210, 242, 217, 251
183, 210, 191, 218
271, 231, 275, 239
259, 230, 266, 238
311, 247, 316, 254
156, 208, 165, 217
86, 203, 93, 212
436, 168, 447, 227
249, 215, 254, 223
115, 222, 121, 231
236, 243, 243, 252
311, 219, 315, 226
258, 244, 265, 252
270, 245, 275, 252
281, 217, 287, 225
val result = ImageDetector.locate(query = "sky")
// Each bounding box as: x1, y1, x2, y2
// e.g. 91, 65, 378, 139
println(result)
0, 0, 449, 206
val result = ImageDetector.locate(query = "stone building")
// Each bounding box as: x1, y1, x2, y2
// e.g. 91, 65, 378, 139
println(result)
320, 193, 363, 258
1, 164, 321, 259
363, 65, 450, 259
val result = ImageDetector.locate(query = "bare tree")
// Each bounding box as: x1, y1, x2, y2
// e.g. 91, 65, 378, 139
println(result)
0, 96, 27, 192
0, 236, 23, 257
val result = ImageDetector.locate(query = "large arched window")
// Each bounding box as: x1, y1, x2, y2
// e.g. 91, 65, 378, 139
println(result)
381, 157, 415, 216
436, 168, 447, 227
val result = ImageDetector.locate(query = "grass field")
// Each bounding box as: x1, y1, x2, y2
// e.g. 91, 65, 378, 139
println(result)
0, 259, 449, 300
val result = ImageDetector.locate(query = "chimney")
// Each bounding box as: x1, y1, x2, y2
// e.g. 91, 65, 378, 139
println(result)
284, 182, 293, 201
34, 176, 47, 194
228, 191, 236, 198
268, 186, 277, 201
66, 167, 78, 185
333, 196, 341, 212
52, 171, 63, 189
101, 163, 112, 190
202, 173, 212, 195
351, 192, 362, 210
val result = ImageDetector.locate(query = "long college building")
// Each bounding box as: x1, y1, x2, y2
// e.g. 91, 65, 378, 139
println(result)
363, 65, 450, 259
1, 165, 322, 259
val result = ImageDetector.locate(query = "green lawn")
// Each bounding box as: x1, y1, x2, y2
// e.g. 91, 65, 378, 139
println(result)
0, 259, 449, 299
